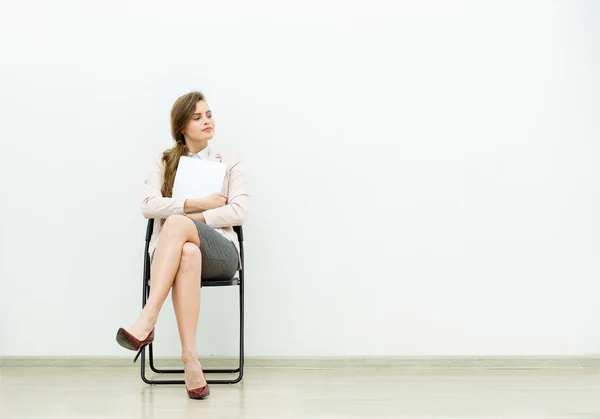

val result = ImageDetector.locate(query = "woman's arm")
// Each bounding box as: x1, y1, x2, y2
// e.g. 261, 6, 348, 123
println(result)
202, 159, 249, 227
140, 155, 185, 219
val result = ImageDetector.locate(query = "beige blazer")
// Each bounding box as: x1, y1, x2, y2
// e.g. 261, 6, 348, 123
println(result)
141, 148, 248, 269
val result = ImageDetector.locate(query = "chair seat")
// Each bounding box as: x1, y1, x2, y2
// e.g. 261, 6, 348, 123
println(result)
202, 277, 240, 287
147, 277, 240, 287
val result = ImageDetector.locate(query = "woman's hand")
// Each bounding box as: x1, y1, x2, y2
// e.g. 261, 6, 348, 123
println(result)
199, 193, 228, 210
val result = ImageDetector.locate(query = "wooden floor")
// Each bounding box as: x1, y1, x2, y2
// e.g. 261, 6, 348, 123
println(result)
1, 366, 600, 418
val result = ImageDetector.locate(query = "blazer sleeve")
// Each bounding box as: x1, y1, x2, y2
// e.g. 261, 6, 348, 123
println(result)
202, 157, 249, 228
141, 154, 187, 219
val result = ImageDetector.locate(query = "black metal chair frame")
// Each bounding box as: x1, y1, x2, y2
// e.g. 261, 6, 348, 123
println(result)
139, 218, 245, 385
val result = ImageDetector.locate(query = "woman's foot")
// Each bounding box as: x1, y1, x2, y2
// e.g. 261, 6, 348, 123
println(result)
126, 313, 156, 341
183, 354, 208, 391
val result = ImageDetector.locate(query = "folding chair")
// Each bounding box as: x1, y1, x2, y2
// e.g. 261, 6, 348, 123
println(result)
139, 218, 245, 385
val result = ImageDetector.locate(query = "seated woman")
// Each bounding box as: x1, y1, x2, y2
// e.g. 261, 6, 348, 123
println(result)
116, 91, 248, 400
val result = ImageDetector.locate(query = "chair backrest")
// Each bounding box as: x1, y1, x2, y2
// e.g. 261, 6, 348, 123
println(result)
233, 225, 243, 242
145, 218, 155, 242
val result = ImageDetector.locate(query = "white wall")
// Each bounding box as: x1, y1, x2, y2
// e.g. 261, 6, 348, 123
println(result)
0, 0, 598, 357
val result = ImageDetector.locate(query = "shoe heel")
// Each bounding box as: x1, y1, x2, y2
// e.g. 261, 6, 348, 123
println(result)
133, 344, 148, 363
116, 327, 155, 361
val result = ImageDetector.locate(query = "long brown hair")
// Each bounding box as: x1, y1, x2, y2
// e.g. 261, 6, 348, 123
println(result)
161, 91, 206, 197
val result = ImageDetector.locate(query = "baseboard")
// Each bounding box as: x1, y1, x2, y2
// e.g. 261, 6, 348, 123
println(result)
2, 356, 600, 369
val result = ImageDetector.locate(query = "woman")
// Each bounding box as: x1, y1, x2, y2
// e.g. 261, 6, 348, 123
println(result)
116, 91, 248, 400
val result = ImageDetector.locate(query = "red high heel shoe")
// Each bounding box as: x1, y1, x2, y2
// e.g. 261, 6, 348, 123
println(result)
116, 327, 155, 362
186, 384, 211, 400
185, 363, 211, 399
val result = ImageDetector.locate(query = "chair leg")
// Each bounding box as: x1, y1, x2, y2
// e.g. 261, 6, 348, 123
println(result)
140, 282, 245, 385
141, 345, 185, 385
140, 282, 185, 385
203, 280, 244, 384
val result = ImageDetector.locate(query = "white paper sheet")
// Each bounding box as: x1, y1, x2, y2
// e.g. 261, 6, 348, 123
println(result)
172, 156, 227, 199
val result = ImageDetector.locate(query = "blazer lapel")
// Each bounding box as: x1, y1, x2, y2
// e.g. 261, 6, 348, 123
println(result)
208, 147, 221, 162
207, 148, 228, 194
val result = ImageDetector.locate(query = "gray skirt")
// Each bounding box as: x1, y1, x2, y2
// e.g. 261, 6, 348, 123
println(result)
152, 218, 239, 280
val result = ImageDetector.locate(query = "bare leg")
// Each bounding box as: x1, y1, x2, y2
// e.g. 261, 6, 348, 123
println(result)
126, 215, 200, 340
171, 243, 207, 389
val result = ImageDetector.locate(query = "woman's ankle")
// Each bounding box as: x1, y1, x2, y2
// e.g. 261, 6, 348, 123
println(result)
182, 351, 199, 364
139, 310, 158, 327
128, 312, 157, 339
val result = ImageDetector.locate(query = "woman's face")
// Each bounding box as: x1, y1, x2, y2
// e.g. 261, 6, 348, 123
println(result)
182, 100, 215, 143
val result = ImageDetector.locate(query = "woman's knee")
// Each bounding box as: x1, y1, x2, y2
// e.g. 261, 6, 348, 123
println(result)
162, 215, 195, 238
179, 242, 201, 273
